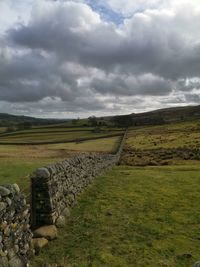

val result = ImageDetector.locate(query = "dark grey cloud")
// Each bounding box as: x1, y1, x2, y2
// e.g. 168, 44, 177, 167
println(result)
9, 3, 200, 79
91, 74, 172, 96
0, 0, 200, 117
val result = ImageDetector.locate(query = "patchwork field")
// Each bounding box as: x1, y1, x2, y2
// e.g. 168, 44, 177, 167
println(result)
31, 165, 200, 267
0, 127, 123, 144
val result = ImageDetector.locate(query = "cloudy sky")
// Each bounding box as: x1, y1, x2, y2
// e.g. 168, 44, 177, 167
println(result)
0, 0, 200, 118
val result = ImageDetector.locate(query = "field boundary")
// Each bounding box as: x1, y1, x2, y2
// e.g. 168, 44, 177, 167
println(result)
31, 129, 127, 227
0, 128, 123, 138
0, 133, 123, 146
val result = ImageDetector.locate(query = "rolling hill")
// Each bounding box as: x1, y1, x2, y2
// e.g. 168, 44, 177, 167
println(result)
0, 113, 67, 127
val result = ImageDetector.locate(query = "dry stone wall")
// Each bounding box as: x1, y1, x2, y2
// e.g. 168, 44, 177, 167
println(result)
0, 131, 127, 265
31, 154, 117, 228
0, 184, 33, 267
31, 131, 127, 228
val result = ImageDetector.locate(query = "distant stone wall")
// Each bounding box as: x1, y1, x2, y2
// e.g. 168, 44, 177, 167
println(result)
31, 130, 127, 228
0, 184, 33, 267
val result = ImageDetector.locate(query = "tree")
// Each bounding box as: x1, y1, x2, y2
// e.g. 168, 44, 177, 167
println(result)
88, 116, 98, 126
111, 115, 133, 127
72, 119, 78, 125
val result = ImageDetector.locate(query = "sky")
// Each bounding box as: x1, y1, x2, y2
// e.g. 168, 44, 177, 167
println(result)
0, 0, 200, 118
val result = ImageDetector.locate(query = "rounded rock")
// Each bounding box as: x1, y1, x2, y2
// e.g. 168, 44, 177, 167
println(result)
12, 184, 20, 194
32, 238, 48, 253
63, 207, 71, 218
193, 262, 200, 267
56, 215, 66, 228
8, 255, 24, 267
35, 168, 50, 178
0, 186, 10, 196
5, 197, 12, 206
33, 225, 58, 240
0, 202, 7, 211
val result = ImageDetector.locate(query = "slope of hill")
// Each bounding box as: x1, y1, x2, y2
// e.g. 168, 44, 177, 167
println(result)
1, 104, 200, 129
131, 105, 200, 125
0, 113, 67, 127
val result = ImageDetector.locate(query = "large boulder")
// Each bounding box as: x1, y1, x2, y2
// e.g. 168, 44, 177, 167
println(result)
32, 238, 49, 254
33, 225, 58, 240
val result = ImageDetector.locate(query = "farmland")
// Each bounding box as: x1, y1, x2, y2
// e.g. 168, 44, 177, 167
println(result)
0, 117, 199, 267
127, 119, 200, 150
120, 119, 200, 166
0, 126, 123, 191
0, 126, 123, 144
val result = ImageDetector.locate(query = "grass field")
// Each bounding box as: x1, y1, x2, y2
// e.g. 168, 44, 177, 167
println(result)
31, 165, 200, 267
0, 119, 199, 266
0, 160, 62, 193
127, 119, 200, 149
49, 136, 121, 153
0, 127, 123, 144
0, 131, 122, 143
0, 136, 121, 190
0, 127, 6, 133
0, 126, 121, 136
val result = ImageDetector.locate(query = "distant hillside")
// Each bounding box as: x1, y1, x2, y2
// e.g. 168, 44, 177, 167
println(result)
109, 105, 200, 127
131, 105, 200, 125
1, 105, 200, 129
0, 113, 67, 127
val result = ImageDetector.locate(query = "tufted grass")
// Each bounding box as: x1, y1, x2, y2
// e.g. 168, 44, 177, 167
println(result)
31, 164, 200, 267
127, 119, 200, 150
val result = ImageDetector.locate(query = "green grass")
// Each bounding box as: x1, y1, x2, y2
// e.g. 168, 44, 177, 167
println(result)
50, 136, 121, 153
0, 159, 63, 192
0, 127, 6, 133
31, 165, 200, 267
127, 119, 200, 149
0, 128, 123, 144
0, 137, 121, 190
1, 127, 94, 135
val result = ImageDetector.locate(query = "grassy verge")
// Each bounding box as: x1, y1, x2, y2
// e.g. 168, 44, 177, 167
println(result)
31, 165, 200, 267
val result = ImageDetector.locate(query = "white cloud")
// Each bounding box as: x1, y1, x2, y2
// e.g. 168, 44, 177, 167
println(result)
0, 0, 200, 117
102, 0, 200, 16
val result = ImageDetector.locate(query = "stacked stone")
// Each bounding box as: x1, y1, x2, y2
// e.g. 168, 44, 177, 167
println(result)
31, 131, 127, 228
0, 184, 33, 267
31, 153, 118, 228
116, 130, 128, 160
